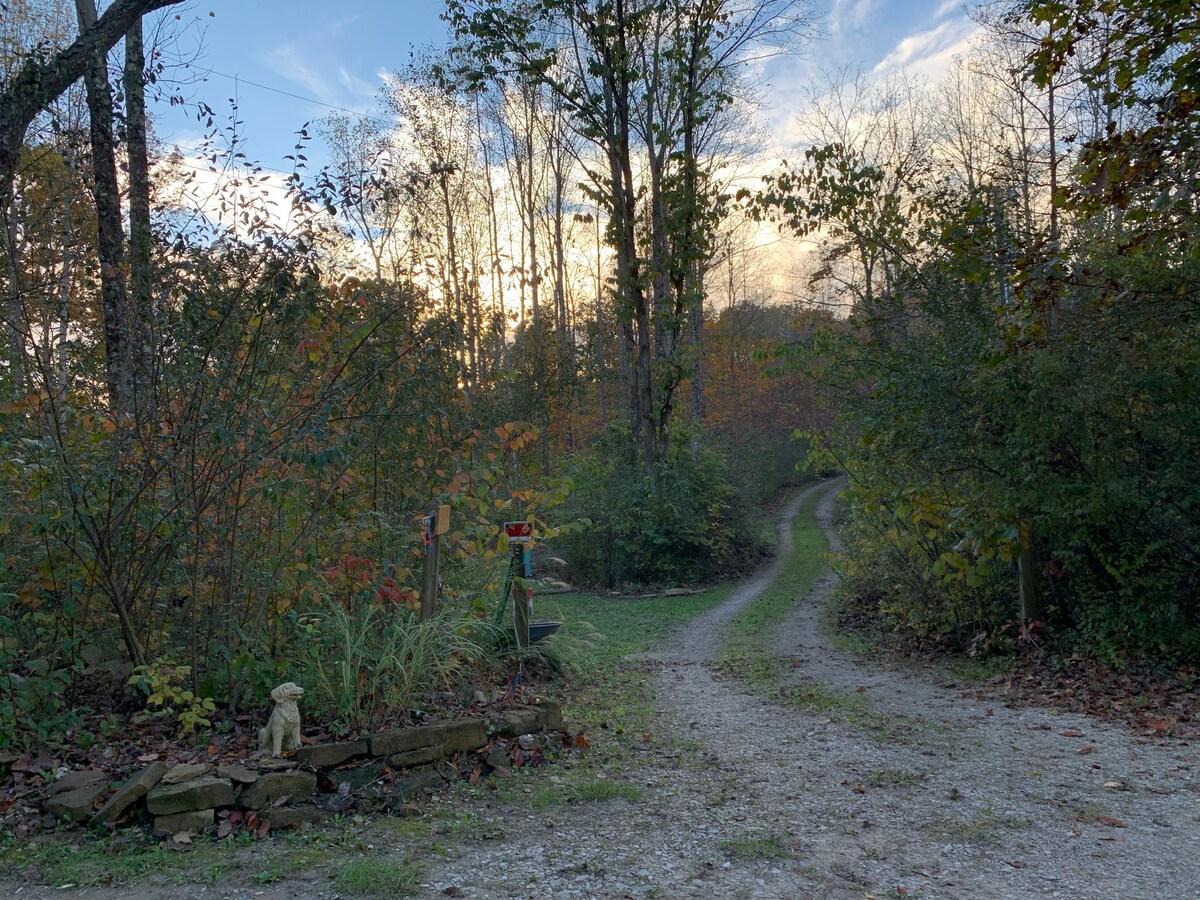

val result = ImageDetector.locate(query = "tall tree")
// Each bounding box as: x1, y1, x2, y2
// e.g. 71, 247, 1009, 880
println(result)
0, 0, 183, 204
447, 0, 812, 471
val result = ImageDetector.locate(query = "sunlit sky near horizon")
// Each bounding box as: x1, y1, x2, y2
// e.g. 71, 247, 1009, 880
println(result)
149, 0, 981, 173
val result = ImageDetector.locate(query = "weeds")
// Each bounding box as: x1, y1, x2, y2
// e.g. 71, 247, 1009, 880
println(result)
294, 605, 495, 731
333, 856, 423, 896
719, 834, 794, 860
926, 807, 1029, 843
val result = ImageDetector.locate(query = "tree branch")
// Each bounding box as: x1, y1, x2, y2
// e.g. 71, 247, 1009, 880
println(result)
0, 0, 185, 203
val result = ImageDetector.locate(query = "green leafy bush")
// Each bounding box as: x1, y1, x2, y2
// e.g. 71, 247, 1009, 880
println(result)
553, 426, 764, 588
128, 658, 218, 735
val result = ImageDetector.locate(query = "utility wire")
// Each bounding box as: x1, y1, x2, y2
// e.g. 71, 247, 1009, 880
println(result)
202, 68, 400, 130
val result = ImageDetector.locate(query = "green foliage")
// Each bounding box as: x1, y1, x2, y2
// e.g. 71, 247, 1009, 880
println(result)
0, 207, 574, 743
552, 426, 762, 587
753, 0, 1200, 661
293, 601, 494, 733
0, 581, 82, 748
128, 658, 217, 735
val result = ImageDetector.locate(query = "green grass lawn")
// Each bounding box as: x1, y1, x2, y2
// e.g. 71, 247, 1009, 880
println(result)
536, 581, 739, 662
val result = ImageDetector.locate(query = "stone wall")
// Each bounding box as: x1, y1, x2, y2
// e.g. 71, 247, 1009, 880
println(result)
43, 701, 562, 837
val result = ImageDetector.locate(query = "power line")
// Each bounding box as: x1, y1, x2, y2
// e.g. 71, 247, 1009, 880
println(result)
202, 68, 401, 131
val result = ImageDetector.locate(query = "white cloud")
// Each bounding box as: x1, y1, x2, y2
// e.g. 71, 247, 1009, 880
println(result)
258, 44, 343, 106
934, 0, 962, 20
338, 67, 379, 100
829, 0, 879, 34
871, 16, 980, 80
158, 151, 325, 243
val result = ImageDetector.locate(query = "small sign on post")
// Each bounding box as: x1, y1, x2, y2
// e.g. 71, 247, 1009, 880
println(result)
505, 521, 533, 542
419, 505, 451, 621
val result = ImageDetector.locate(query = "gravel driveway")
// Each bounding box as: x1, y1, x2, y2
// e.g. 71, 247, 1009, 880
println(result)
423, 479, 1200, 899
10, 480, 1197, 899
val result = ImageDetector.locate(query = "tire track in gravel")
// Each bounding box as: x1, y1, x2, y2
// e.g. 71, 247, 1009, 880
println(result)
14, 481, 1194, 899
422, 478, 1198, 898
655, 479, 1200, 899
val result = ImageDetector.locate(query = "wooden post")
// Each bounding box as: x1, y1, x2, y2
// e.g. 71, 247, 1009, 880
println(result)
511, 542, 530, 649
419, 505, 451, 621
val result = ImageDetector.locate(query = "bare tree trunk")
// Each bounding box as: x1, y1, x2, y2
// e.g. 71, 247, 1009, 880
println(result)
688, 262, 705, 437
57, 193, 73, 397
2, 201, 28, 390
0, 0, 183, 205
75, 0, 130, 411
124, 15, 151, 409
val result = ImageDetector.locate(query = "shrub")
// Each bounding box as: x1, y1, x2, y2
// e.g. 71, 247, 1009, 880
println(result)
291, 599, 495, 733
553, 426, 764, 588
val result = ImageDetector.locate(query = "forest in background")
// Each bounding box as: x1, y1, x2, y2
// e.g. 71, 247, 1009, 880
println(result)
0, 0, 1196, 750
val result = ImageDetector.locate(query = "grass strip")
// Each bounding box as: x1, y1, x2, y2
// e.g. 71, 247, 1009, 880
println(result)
715, 483, 881, 721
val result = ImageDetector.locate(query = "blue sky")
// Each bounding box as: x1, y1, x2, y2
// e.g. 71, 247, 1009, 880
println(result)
150, 0, 979, 172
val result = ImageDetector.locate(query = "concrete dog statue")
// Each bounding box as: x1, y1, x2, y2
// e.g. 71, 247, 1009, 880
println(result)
258, 682, 304, 756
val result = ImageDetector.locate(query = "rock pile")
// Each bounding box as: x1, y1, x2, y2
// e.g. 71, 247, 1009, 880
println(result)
40, 701, 563, 837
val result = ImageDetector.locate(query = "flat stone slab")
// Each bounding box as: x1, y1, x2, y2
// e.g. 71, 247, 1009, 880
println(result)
217, 764, 258, 784
92, 761, 169, 827
324, 762, 383, 792
260, 806, 331, 829
146, 776, 234, 816
153, 808, 213, 837
368, 725, 439, 758
387, 744, 443, 769
237, 770, 317, 810
440, 720, 488, 754
45, 783, 108, 823
257, 758, 299, 772
48, 769, 108, 796
527, 700, 563, 731
295, 740, 367, 769
161, 763, 210, 785
487, 707, 541, 737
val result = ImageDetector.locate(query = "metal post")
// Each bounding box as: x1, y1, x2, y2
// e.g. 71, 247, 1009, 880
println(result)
511, 542, 530, 649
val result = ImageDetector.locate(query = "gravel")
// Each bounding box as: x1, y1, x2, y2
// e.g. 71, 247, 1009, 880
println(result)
8, 479, 1197, 899
422, 479, 1199, 899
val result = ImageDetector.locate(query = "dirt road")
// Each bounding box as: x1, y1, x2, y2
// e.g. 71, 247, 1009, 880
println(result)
424, 479, 1200, 898
10, 480, 1198, 898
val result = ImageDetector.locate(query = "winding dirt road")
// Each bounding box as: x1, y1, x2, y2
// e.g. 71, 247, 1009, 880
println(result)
11, 480, 1198, 898
425, 478, 1200, 898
